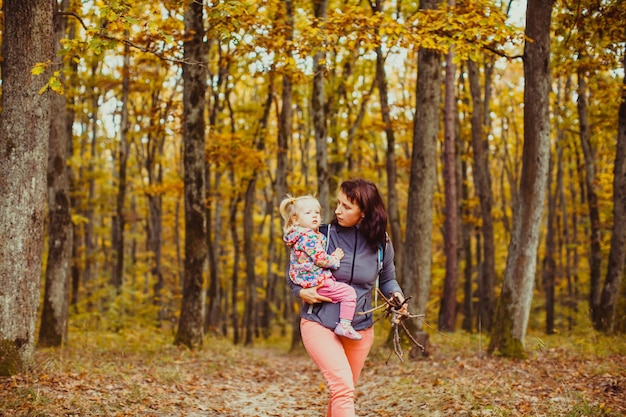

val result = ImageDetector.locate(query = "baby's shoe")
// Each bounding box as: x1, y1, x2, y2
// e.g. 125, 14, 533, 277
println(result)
334, 323, 362, 340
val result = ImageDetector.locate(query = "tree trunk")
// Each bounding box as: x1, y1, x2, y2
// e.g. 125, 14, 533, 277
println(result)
206, 169, 224, 334
144, 87, 170, 326
277, 0, 293, 206
402, 0, 442, 340
66, 17, 79, 311
229, 187, 242, 345
326, 50, 358, 191
595, 53, 626, 333
243, 178, 258, 346
175, 0, 208, 349
39, 0, 73, 348
440, 39, 458, 332
111, 36, 131, 291
468, 59, 496, 331
489, 0, 553, 358
566, 137, 581, 330
206, 39, 228, 334
279, 0, 294, 337
542, 141, 557, 335
0, 0, 54, 375
243, 81, 273, 346
461, 156, 474, 332
83, 62, 101, 294
370, 0, 403, 275
312, 0, 330, 218
578, 69, 604, 327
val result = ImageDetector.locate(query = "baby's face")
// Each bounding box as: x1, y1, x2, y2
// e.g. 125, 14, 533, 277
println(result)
295, 199, 322, 231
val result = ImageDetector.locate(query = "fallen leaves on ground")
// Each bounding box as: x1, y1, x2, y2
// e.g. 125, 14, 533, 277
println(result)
1, 331, 625, 417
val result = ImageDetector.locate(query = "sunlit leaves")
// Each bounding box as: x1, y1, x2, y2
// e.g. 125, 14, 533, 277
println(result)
32, 62, 66, 95
31, 62, 49, 76
207, 0, 522, 79
552, 0, 626, 76
207, 132, 267, 176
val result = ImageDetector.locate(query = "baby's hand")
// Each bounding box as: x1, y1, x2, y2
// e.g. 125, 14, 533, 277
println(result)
331, 248, 344, 260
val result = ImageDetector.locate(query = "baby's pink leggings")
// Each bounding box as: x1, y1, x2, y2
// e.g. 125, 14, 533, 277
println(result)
317, 279, 357, 321
300, 319, 375, 417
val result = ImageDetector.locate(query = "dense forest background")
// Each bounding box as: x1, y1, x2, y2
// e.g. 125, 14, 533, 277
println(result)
1, 0, 625, 375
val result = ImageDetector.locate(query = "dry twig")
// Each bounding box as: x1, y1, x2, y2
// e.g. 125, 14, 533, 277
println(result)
359, 289, 425, 363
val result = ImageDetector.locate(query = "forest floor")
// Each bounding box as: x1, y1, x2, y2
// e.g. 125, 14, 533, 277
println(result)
1, 326, 625, 417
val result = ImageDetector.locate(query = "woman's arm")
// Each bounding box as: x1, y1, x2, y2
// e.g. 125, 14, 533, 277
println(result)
285, 266, 332, 303
377, 241, 404, 299
299, 285, 332, 304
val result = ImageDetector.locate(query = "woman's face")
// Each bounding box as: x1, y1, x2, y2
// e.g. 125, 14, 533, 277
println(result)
335, 191, 363, 227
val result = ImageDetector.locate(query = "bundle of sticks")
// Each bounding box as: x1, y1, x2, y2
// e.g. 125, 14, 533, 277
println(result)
359, 289, 425, 362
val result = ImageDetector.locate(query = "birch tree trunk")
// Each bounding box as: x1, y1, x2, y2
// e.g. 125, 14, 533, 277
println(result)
175, 0, 208, 349
489, 0, 553, 358
0, 0, 54, 375
39, 0, 73, 348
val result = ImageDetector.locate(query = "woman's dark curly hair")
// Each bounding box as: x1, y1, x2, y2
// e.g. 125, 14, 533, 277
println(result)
338, 178, 388, 249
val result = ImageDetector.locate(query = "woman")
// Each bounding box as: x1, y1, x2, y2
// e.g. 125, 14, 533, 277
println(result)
280, 194, 361, 340
287, 178, 406, 417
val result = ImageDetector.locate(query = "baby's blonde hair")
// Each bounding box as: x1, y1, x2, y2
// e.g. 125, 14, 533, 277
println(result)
279, 194, 320, 233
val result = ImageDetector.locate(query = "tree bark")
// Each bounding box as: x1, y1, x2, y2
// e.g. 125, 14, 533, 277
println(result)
68, 19, 80, 311
111, 35, 131, 291
566, 136, 581, 330
578, 69, 604, 327
0, 0, 54, 375
468, 59, 496, 331
229, 181, 242, 345
83, 62, 101, 294
461, 155, 474, 332
276, 0, 294, 345
243, 80, 273, 346
489, 0, 553, 358
370, 0, 403, 275
595, 53, 626, 333
206, 39, 228, 334
39, 0, 73, 348
440, 39, 458, 332
143, 85, 173, 327
175, 0, 208, 349
542, 139, 557, 335
402, 0, 442, 340
312, 0, 330, 219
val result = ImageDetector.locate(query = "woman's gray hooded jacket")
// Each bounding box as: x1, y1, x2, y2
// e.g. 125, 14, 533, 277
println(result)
287, 222, 403, 331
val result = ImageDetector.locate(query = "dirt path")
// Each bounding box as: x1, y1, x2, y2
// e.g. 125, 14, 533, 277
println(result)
1, 339, 625, 416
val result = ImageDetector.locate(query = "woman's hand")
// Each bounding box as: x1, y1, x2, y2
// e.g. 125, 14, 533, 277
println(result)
299, 284, 332, 304
393, 292, 408, 315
